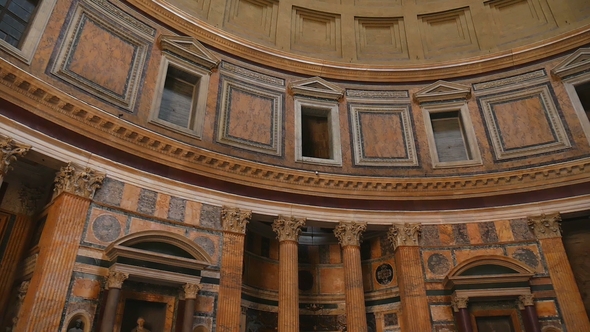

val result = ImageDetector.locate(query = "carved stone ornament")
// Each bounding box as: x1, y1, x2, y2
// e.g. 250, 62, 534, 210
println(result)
527, 213, 562, 239
0, 136, 31, 176
451, 296, 469, 312
517, 294, 535, 310
183, 283, 201, 299
106, 271, 129, 289
387, 223, 421, 250
272, 215, 306, 242
333, 221, 367, 247
221, 206, 252, 234
18, 184, 44, 216
53, 162, 105, 200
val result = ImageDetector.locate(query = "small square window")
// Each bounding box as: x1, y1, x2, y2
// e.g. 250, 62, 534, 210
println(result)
423, 102, 481, 168
295, 98, 342, 166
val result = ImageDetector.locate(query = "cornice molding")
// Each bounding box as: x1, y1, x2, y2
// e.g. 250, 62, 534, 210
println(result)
2, 59, 590, 201
125, 0, 590, 82
414, 80, 471, 103
551, 47, 590, 79
159, 35, 220, 71
289, 76, 344, 100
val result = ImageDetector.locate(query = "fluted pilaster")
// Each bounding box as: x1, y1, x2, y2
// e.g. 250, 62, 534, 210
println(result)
15, 164, 103, 331
216, 207, 251, 332
273, 215, 305, 332
528, 213, 590, 331
388, 223, 431, 332
335, 221, 367, 332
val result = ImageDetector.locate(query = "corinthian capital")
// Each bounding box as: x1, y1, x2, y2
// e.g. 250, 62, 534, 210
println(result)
451, 296, 469, 312
387, 223, 421, 250
183, 283, 201, 299
334, 221, 367, 247
53, 162, 105, 199
272, 215, 306, 242
527, 213, 561, 239
517, 294, 535, 310
0, 136, 31, 176
221, 206, 251, 234
106, 270, 128, 289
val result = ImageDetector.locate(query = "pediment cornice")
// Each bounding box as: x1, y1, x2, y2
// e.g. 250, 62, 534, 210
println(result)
414, 80, 471, 103
289, 76, 344, 100
551, 47, 590, 79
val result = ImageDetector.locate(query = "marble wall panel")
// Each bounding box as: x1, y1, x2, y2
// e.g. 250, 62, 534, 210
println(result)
199, 204, 221, 230
244, 254, 279, 290
506, 244, 545, 273
354, 17, 408, 60
93, 178, 124, 207
430, 304, 454, 323
319, 267, 345, 294
454, 247, 505, 264
84, 207, 126, 246
191, 232, 221, 264
422, 250, 453, 280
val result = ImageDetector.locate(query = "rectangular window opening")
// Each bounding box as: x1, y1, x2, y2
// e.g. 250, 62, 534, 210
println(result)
0, 0, 40, 48
158, 65, 200, 129
575, 81, 590, 121
301, 107, 331, 159
430, 110, 471, 163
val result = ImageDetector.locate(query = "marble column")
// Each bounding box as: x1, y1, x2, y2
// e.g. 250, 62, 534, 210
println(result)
182, 283, 201, 332
451, 296, 472, 332
517, 294, 541, 332
334, 221, 368, 332
216, 207, 251, 332
388, 223, 431, 332
15, 163, 105, 332
0, 135, 31, 185
272, 215, 306, 332
528, 213, 590, 331
100, 271, 129, 332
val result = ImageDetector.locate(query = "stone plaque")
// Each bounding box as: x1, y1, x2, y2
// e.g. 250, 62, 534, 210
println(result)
376, 263, 394, 285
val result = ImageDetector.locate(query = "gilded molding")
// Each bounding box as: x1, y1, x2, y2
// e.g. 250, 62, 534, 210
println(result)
272, 215, 306, 242
221, 206, 251, 234
53, 163, 105, 200
0, 135, 31, 176
183, 283, 201, 299
106, 271, 129, 289
451, 296, 469, 312
333, 221, 367, 247
527, 213, 562, 239
388, 223, 421, 249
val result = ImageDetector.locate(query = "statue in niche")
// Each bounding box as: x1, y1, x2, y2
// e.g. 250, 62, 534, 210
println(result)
131, 317, 151, 332
67, 319, 84, 332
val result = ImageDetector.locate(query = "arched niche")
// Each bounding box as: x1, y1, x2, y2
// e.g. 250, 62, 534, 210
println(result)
105, 230, 212, 286
61, 310, 91, 332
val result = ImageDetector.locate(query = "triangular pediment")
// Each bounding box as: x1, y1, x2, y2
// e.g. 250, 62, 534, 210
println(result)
289, 76, 344, 100
551, 47, 590, 79
160, 35, 220, 71
414, 80, 471, 103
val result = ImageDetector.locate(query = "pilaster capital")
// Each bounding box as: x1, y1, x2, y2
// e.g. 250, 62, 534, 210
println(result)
221, 206, 251, 234
106, 271, 128, 289
517, 294, 535, 310
53, 162, 105, 200
451, 296, 469, 312
0, 136, 31, 176
272, 215, 306, 242
527, 213, 561, 239
16, 280, 30, 300
183, 283, 201, 299
387, 223, 421, 250
334, 221, 367, 247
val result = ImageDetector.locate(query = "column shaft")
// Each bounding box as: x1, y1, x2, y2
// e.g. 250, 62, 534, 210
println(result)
455, 308, 473, 332
100, 287, 122, 332
278, 240, 299, 332
538, 237, 590, 331
216, 232, 246, 331
342, 245, 367, 332
15, 193, 91, 331
522, 306, 541, 332
182, 298, 196, 332
395, 246, 431, 332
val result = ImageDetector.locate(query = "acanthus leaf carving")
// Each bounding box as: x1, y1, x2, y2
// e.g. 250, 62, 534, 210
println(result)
106, 270, 128, 289
272, 215, 306, 242
527, 213, 561, 239
0, 135, 31, 176
387, 223, 421, 249
333, 221, 367, 247
183, 283, 201, 299
221, 206, 251, 234
53, 162, 105, 200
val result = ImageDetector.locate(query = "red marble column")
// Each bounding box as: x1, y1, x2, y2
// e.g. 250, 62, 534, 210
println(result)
334, 221, 368, 332
273, 215, 305, 332
14, 163, 105, 332
388, 223, 432, 332
528, 213, 590, 331
518, 294, 541, 332
182, 283, 201, 332
100, 271, 129, 332
452, 296, 473, 332
216, 207, 251, 332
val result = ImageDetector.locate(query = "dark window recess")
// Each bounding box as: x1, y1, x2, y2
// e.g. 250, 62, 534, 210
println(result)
158, 66, 199, 129
431, 111, 470, 162
301, 108, 331, 159
0, 0, 39, 47
575, 81, 590, 121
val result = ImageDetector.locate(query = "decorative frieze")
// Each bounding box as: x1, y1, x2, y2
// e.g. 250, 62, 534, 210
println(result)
527, 213, 561, 239
221, 206, 252, 234
53, 163, 105, 200
106, 271, 128, 289
183, 283, 201, 299
334, 221, 367, 247
451, 296, 469, 312
0, 135, 31, 176
388, 223, 421, 249
272, 215, 306, 242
